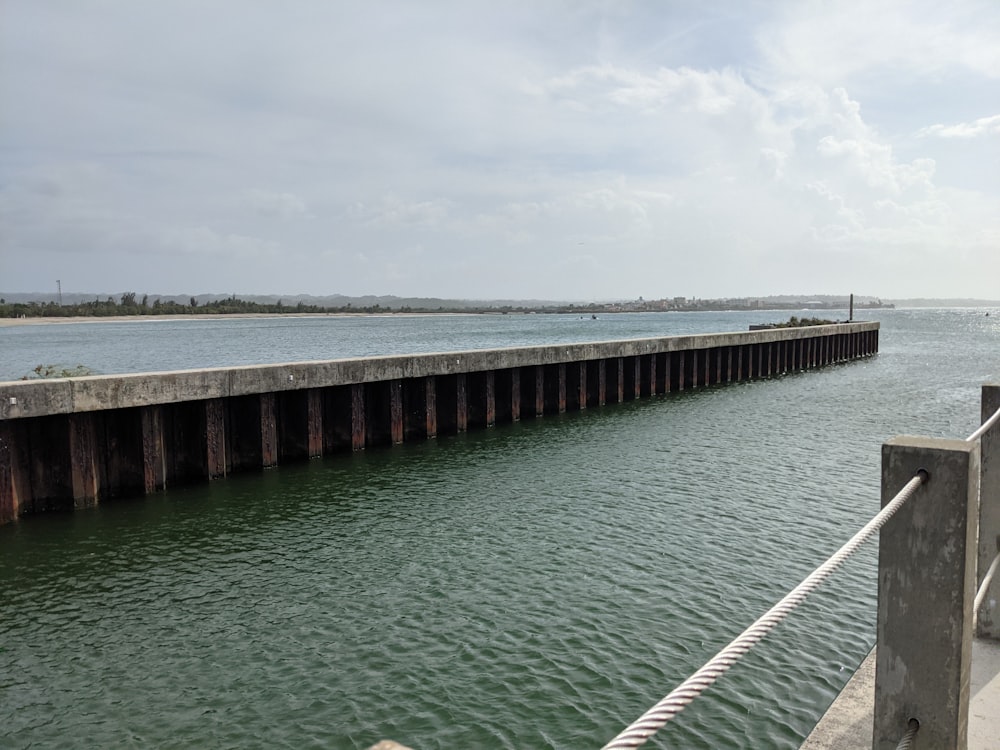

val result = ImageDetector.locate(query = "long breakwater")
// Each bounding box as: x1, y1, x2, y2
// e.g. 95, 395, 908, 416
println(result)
0, 322, 878, 524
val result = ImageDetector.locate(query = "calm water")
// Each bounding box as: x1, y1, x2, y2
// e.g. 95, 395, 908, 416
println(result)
1, 309, 998, 749
0, 310, 852, 382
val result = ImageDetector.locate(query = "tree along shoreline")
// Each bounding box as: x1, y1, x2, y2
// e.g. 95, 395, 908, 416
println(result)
0, 294, 544, 319
0, 292, 892, 320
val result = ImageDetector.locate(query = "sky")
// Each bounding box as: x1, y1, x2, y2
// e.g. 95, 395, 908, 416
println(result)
1, 1, 998, 301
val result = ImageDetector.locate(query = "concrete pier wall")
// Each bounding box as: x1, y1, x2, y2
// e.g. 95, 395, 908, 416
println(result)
0, 322, 879, 525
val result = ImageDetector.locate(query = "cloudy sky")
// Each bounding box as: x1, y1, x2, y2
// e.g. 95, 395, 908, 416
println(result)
1, 1, 997, 301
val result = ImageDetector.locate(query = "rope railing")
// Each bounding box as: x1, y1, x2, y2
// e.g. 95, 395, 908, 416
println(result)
894, 718, 919, 750
967, 402, 1000, 443
969, 400, 1000, 631
975, 551, 1000, 630
601, 471, 928, 749
602, 395, 999, 748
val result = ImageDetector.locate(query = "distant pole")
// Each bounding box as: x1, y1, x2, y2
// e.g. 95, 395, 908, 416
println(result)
849, 293, 854, 322
57, 279, 62, 306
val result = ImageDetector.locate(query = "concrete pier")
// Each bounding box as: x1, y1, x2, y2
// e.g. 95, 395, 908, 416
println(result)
0, 322, 878, 525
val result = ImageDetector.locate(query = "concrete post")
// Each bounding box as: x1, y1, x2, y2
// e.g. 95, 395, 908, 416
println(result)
598, 359, 607, 404
874, 436, 979, 750
977, 384, 1000, 639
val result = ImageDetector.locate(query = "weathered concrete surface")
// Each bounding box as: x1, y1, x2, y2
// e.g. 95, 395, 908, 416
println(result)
800, 639, 1000, 749
799, 650, 875, 749
876, 437, 979, 749
978, 384, 1000, 640
0, 322, 879, 419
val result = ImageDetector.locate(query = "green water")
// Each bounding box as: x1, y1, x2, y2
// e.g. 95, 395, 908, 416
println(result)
2, 309, 998, 748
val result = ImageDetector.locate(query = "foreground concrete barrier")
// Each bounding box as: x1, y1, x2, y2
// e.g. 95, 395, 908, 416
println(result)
0, 322, 878, 525
803, 384, 1000, 749
875, 437, 979, 749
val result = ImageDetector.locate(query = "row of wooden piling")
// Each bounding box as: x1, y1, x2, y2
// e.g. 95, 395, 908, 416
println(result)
0, 323, 879, 524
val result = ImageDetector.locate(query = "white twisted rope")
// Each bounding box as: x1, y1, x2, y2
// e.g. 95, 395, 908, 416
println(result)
974, 550, 1000, 631
602, 472, 927, 749
968, 401, 1000, 630
894, 718, 919, 750
967, 402, 1000, 443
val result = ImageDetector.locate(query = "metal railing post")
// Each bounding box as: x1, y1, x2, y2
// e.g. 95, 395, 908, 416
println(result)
874, 436, 979, 750
977, 384, 1000, 639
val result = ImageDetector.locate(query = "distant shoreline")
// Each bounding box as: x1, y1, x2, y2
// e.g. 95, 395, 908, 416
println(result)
0, 312, 475, 327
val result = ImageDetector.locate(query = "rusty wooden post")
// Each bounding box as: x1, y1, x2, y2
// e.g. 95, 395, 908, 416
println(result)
350, 384, 365, 451
509, 368, 521, 421
457, 373, 468, 431
389, 380, 403, 445
206, 398, 227, 479
533, 367, 544, 416
485, 370, 496, 426
306, 389, 323, 457
260, 393, 278, 467
558, 363, 567, 413
69, 413, 98, 509
424, 376, 437, 438
0, 422, 16, 523
141, 405, 165, 493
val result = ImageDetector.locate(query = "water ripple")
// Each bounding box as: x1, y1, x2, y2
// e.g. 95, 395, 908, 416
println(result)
1, 309, 997, 748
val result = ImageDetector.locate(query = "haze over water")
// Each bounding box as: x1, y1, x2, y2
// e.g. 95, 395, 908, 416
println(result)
1, 308, 998, 748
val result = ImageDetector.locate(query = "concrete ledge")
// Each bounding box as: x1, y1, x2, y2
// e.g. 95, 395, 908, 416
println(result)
0, 322, 878, 419
800, 639, 1000, 749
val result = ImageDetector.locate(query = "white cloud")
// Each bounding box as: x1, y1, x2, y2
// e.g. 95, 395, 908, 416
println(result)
157, 226, 280, 259
243, 190, 311, 219
1, 1, 998, 299
918, 114, 1000, 139
349, 195, 453, 228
